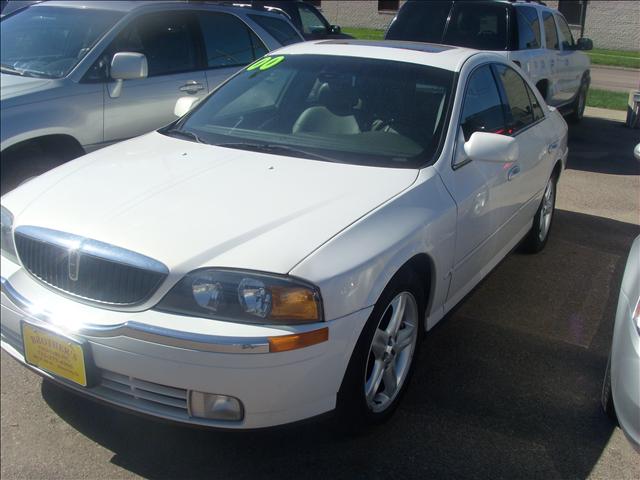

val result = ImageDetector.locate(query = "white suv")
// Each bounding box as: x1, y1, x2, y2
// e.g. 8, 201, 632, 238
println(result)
386, 0, 592, 121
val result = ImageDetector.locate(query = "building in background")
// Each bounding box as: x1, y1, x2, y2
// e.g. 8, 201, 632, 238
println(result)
316, 0, 639, 51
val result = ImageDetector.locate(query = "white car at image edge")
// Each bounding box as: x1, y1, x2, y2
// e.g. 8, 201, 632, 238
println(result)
0, 40, 568, 430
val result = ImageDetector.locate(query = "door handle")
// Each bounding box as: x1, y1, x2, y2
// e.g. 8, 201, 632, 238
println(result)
548, 141, 559, 154
507, 164, 521, 181
180, 81, 205, 93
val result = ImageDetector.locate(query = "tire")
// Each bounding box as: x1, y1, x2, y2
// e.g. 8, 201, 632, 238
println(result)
567, 81, 588, 124
521, 174, 557, 254
335, 268, 425, 433
602, 353, 617, 423
1, 148, 64, 196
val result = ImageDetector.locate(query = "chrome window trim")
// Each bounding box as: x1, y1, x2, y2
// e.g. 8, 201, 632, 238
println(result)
1, 277, 270, 354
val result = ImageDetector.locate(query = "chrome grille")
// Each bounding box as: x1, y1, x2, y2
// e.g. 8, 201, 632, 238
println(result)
14, 227, 168, 306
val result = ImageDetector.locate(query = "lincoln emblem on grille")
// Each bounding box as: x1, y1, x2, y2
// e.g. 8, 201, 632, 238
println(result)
68, 249, 81, 282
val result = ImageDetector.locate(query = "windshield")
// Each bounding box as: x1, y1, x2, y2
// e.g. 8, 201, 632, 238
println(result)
387, 1, 509, 51
1, 6, 123, 79
169, 54, 454, 168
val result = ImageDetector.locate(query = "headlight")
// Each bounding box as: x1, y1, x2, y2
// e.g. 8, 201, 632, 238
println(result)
156, 269, 323, 325
0, 206, 19, 264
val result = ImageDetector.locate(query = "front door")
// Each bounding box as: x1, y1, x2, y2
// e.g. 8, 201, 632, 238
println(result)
103, 11, 209, 144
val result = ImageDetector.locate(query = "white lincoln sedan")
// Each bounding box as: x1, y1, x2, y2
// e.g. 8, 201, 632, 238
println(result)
0, 40, 568, 430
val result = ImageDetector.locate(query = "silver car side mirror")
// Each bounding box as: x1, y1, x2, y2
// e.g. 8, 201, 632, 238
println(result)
463, 131, 519, 163
109, 52, 148, 98
174, 96, 199, 117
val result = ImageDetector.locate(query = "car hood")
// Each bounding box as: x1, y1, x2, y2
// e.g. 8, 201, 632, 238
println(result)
0, 73, 57, 103
5, 132, 418, 275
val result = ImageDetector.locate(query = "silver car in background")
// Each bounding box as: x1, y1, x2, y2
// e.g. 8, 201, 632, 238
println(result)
0, 0, 303, 193
602, 235, 640, 450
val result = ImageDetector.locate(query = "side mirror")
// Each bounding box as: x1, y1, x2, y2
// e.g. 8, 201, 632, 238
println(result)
577, 37, 593, 51
463, 132, 518, 163
174, 96, 199, 117
108, 52, 148, 98
329, 25, 341, 34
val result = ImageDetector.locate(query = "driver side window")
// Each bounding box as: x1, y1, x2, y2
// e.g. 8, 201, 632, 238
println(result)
297, 4, 328, 36
460, 65, 506, 143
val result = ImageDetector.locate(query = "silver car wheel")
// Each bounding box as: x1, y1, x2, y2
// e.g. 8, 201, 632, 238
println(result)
538, 178, 555, 242
364, 291, 419, 413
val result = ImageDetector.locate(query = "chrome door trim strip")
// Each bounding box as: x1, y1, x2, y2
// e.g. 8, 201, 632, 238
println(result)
1, 277, 270, 354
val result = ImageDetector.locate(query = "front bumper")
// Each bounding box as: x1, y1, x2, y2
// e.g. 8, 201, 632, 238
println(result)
0, 260, 371, 429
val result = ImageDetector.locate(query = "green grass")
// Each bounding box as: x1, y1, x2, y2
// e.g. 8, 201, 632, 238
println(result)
586, 48, 640, 69
586, 88, 629, 111
342, 27, 385, 41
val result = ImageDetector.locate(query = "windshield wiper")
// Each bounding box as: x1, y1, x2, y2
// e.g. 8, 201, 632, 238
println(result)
216, 142, 337, 162
1, 64, 25, 76
163, 128, 207, 144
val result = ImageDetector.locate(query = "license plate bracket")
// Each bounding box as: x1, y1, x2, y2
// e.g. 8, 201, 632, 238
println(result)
21, 321, 97, 387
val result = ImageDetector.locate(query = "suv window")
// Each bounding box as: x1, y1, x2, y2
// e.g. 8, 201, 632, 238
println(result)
494, 64, 535, 132
198, 13, 266, 69
460, 65, 506, 142
516, 6, 541, 50
542, 11, 559, 50
112, 12, 199, 77
443, 3, 509, 50
249, 14, 301, 46
555, 14, 575, 50
385, 1, 452, 43
297, 3, 328, 36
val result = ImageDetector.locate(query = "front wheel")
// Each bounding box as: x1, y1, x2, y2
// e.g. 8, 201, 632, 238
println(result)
568, 82, 588, 123
335, 270, 424, 432
521, 175, 557, 253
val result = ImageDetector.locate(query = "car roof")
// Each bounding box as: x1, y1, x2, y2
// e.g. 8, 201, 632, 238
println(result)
275, 40, 484, 72
34, 0, 274, 14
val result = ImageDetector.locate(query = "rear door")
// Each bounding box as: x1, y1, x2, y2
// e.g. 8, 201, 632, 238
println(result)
103, 11, 208, 143
196, 12, 269, 93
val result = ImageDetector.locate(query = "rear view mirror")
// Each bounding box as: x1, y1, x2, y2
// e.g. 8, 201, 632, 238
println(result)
108, 52, 148, 98
577, 37, 593, 51
174, 96, 199, 117
463, 132, 518, 163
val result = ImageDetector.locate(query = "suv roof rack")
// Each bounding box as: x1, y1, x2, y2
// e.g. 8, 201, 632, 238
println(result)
508, 0, 548, 6
185, 0, 292, 18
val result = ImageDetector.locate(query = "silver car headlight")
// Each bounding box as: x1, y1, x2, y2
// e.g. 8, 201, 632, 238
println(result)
0, 206, 19, 264
156, 268, 323, 325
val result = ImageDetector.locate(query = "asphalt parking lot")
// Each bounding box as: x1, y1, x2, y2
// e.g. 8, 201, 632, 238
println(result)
1, 111, 639, 479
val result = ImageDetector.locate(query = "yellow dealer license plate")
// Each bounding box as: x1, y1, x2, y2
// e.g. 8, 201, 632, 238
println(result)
22, 323, 88, 387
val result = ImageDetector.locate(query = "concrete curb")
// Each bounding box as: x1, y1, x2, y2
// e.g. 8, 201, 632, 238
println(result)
591, 65, 640, 73
584, 106, 627, 122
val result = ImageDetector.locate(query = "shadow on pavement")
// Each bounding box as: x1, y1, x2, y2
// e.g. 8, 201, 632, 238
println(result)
566, 116, 640, 176
41, 209, 640, 480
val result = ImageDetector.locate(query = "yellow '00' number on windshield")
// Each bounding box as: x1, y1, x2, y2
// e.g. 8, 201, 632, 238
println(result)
247, 56, 285, 72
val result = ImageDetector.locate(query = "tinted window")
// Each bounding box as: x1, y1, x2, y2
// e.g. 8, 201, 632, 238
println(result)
526, 82, 544, 122
517, 6, 541, 50
249, 14, 301, 46
297, 3, 328, 35
0, 6, 123, 78
460, 65, 506, 142
173, 55, 454, 168
555, 15, 575, 49
542, 11, 559, 50
443, 3, 509, 50
385, 1, 452, 43
199, 13, 264, 69
111, 12, 198, 77
495, 64, 534, 132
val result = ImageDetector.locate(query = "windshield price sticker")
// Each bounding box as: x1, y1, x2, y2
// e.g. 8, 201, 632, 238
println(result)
247, 56, 285, 72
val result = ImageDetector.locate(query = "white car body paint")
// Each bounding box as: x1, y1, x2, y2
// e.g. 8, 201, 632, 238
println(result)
1, 43, 568, 429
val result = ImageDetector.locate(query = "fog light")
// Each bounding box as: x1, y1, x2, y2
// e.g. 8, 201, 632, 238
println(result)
189, 391, 244, 421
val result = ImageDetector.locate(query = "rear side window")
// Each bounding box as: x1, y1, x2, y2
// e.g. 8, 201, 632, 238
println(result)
460, 65, 506, 142
198, 12, 266, 68
385, 1, 452, 43
443, 3, 509, 50
112, 12, 199, 77
517, 6, 541, 50
526, 83, 544, 122
249, 14, 301, 46
494, 64, 535, 132
542, 11, 559, 50
297, 3, 328, 36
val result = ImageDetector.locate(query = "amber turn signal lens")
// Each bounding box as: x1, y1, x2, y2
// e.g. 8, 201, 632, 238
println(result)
269, 286, 320, 322
268, 327, 329, 353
